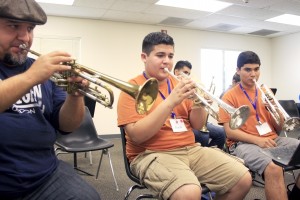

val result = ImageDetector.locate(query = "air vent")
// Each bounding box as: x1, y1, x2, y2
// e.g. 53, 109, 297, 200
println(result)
247, 29, 280, 36
159, 17, 193, 26
208, 23, 239, 31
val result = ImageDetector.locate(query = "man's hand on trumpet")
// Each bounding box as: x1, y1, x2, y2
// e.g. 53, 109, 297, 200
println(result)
24, 51, 73, 85
66, 75, 90, 97
23, 47, 90, 97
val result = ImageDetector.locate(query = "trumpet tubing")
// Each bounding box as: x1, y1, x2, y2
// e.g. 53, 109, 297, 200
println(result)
254, 80, 300, 132
200, 76, 215, 133
165, 68, 250, 129
19, 44, 159, 114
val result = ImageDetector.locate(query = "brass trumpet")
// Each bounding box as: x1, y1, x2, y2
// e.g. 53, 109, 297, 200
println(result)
254, 79, 300, 132
165, 68, 250, 129
19, 44, 158, 114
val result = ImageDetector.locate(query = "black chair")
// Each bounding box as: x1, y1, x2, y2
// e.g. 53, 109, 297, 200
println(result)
55, 106, 119, 191
120, 126, 212, 200
276, 100, 300, 189
297, 103, 300, 115
278, 100, 300, 117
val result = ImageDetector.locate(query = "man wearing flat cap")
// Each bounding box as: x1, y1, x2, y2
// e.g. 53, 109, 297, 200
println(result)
0, 0, 101, 199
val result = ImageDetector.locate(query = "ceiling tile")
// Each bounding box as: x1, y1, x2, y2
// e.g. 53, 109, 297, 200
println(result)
74, 0, 115, 9
39, 3, 106, 19
144, 4, 210, 20
36, 0, 300, 38
102, 10, 165, 24
217, 4, 283, 20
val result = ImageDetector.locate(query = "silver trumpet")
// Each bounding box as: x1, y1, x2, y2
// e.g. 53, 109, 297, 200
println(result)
165, 68, 250, 129
19, 44, 159, 114
200, 76, 216, 133
254, 79, 300, 132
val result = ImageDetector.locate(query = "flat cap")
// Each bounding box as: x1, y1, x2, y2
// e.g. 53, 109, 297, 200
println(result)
0, 0, 47, 25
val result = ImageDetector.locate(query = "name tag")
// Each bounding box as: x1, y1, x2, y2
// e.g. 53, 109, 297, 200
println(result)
256, 122, 272, 136
170, 119, 187, 132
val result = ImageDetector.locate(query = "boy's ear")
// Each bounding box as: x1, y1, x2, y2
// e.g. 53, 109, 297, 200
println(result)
141, 52, 147, 61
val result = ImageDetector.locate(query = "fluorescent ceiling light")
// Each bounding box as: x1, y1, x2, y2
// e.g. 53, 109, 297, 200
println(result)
266, 14, 300, 26
156, 0, 232, 13
35, 0, 74, 5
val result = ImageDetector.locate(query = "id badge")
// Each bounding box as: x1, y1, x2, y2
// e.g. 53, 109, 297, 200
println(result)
170, 119, 187, 133
256, 122, 272, 136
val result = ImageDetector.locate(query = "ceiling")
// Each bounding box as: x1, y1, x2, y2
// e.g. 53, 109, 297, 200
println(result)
38, 0, 300, 38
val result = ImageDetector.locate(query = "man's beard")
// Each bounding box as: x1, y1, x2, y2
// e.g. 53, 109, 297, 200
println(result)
3, 52, 27, 65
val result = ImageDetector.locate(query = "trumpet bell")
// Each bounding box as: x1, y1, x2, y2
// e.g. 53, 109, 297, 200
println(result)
229, 105, 250, 129
134, 78, 159, 115
283, 117, 300, 132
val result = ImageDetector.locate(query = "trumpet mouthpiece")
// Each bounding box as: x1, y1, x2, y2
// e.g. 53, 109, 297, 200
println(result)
19, 44, 28, 51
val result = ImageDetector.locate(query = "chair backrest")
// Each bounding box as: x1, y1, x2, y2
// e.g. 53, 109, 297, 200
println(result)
84, 96, 96, 118
56, 106, 99, 147
120, 126, 141, 184
278, 100, 300, 118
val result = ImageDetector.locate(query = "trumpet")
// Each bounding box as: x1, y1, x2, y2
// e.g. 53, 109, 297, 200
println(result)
254, 79, 300, 132
19, 44, 158, 115
165, 68, 250, 129
200, 76, 216, 133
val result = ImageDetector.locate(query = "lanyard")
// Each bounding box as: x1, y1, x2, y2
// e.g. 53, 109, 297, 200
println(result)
239, 83, 261, 124
143, 71, 176, 118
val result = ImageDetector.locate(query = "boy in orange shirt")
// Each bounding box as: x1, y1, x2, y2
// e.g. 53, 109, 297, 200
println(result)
117, 32, 251, 200
219, 51, 300, 200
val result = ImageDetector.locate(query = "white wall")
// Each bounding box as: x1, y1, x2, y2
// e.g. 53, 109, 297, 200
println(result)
271, 33, 300, 102
34, 16, 276, 135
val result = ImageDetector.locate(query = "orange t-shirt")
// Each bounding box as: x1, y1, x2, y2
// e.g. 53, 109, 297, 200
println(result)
117, 74, 196, 162
218, 84, 278, 147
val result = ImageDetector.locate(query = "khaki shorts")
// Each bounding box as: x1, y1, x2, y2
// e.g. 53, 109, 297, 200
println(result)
130, 144, 248, 200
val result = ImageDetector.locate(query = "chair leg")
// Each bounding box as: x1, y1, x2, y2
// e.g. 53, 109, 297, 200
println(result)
107, 149, 119, 191
125, 185, 156, 200
96, 151, 104, 179
85, 151, 93, 165
73, 153, 94, 176
89, 151, 93, 165
84, 151, 93, 165
207, 192, 213, 200
136, 194, 157, 200
96, 149, 119, 191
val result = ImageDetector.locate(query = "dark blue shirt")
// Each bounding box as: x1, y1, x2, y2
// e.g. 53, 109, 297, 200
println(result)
0, 58, 66, 198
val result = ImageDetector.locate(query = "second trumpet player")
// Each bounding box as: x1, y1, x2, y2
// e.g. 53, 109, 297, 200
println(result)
219, 51, 300, 200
